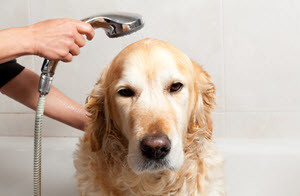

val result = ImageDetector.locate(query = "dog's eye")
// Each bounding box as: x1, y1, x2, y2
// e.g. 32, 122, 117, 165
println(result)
118, 88, 135, 97
170, 82, 183, 93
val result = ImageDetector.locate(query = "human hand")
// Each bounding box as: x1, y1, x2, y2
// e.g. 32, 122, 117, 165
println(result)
25, 18, 95, 62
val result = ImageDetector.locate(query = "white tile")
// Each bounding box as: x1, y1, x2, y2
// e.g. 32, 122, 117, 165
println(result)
216, 138, 300, 196
29, 0, 224, 110
212, 112, 226, 139
18, 55, 35, 71
0, 137, 80, 196
224, 0, 300, 112
0, 0, 29, 29
0, 114, 83, 137
225, 112, 300, 139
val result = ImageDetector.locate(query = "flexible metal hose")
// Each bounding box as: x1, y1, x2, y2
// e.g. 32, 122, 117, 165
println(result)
33, 95, 46, 196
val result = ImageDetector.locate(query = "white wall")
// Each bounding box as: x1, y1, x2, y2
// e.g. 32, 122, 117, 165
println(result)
1, 1, 300, 195
1, 0, 300, 138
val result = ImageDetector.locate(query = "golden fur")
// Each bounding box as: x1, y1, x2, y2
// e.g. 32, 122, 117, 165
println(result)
74, 38, 224, 196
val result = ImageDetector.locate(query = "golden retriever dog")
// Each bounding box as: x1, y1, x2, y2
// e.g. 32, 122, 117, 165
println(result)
74, 38, 224, 196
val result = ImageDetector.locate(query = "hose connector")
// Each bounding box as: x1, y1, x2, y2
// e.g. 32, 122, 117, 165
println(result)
38, 59, 53, 95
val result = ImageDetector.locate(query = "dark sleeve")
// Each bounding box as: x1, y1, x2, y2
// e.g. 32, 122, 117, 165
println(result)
0, 59, 25, 88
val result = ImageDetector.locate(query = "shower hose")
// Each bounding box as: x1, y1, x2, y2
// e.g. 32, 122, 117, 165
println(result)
34, 95, 46, 196
33, 59, 53, 196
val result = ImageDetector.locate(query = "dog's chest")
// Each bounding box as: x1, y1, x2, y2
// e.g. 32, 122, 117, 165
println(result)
112, 167, 203, 196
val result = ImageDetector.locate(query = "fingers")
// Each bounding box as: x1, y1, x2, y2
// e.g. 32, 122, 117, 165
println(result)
60, 43, 79, 62
76, 21, 95, 41
61, 53, 73, 62
69, 43, 80, 56
74, 33, 86, 47
34, 18, 95, 62
60, 36, 81, 63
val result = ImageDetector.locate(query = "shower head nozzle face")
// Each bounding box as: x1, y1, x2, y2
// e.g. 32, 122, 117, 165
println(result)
82, 13, 144, 38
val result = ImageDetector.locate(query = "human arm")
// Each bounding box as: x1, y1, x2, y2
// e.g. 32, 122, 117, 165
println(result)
0, 67, 88, 131
0, 18, 95, 64
0, 18, 95, 130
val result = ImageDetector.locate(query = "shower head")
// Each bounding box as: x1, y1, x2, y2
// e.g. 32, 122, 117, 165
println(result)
82, 13, 144, 38
40, 12, 144, 82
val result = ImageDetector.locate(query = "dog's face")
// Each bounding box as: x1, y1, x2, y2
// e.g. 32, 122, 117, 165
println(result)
86, 38, 215, 174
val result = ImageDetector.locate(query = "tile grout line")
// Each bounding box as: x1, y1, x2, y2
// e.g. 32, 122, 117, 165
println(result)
0, 113, 34, 114
28, 0, 36, 72
0, 135, 81, 138
28, 0, 31, 25
220, 0, 225, 111
2, 110, 300, 115
219, 0, 227, 136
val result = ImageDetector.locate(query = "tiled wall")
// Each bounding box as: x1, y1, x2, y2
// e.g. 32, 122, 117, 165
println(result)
1, 0, 299, 139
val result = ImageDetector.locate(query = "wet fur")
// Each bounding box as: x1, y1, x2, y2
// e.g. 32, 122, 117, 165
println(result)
74, 38, 224, 196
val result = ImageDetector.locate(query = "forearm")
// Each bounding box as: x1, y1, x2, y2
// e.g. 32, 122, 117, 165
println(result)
0, 68, 88, 131
0, 27, 33, 63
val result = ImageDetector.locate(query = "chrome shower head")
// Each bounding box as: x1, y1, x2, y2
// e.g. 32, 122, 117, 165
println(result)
82, 13, 144, 38
38, 13, 144, 95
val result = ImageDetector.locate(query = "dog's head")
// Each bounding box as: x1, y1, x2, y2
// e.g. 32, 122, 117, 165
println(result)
85, 38, 215, 174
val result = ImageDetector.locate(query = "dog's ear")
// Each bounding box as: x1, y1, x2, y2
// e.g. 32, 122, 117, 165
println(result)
190, 61, 216, 139
83, 68, 109, 152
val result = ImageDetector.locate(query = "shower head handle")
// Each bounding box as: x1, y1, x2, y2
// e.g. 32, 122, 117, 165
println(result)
82, 13, 144, 38
44, 12, 144, 78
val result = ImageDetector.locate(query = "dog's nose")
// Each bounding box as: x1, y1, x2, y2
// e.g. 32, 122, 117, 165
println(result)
140, 134, 171, 160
